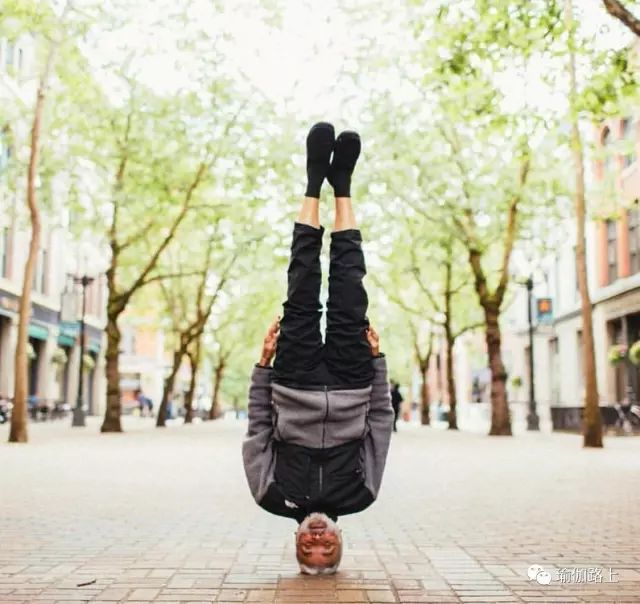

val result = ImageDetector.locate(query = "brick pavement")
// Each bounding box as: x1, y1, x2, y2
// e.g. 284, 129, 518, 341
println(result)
1, 416, 639, 604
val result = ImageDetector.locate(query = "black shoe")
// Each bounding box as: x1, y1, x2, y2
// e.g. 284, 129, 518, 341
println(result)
305, 122, 335, 198
327, 130, 361, 198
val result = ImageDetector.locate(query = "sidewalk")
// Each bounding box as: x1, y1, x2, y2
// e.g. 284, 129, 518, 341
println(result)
1, 416, 639, 603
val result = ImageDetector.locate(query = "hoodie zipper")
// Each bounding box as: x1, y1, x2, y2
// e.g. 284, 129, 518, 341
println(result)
319, 385, 329, 494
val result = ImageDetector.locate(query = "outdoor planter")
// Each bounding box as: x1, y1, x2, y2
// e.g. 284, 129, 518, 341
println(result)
51, 348, 68, 365
82, 354, 96, 370
608, 344, 627, 365
628, 341, 640, 366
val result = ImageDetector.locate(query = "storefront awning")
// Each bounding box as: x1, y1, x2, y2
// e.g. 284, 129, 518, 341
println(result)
58, 334, 76, 347
28, 324, 48, 341
58, 321, 79, 348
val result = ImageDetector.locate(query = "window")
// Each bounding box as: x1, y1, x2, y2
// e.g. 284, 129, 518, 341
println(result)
622, 118, 637, 169
40, 249, 47, 293
630, 207, 640, 275
549, 337, 560, 405
0, 227, 8, 278
554, 254, 561, 309
607, 219, 618, 283
4, 41, 15, 70
572, 244, 580, 301
602, 127, 613, 174
0, 127, 11, 172
32, 248, 47, 294
121, 327, 136, 355
577, 330, 584, 393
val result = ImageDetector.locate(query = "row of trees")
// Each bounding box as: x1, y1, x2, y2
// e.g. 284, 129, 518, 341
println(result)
3, 0, 640, 445
3, 0, 298, 440
359, 0, 639, 445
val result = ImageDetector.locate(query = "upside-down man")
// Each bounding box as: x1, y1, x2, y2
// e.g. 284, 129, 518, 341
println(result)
242, 122, 394, 575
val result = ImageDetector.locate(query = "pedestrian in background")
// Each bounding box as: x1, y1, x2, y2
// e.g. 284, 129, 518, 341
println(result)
134, 389, 153, 417
390, 381, 404, 432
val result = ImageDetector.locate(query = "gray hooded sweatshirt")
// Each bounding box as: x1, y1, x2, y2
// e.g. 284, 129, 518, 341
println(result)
242, 356, 394, 517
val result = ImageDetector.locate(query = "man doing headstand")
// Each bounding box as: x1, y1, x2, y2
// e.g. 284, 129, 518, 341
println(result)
242, 122, 394, 575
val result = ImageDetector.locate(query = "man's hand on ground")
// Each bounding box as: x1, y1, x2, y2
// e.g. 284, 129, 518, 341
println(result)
366, 325, 380, 357
259, 316, 280, 367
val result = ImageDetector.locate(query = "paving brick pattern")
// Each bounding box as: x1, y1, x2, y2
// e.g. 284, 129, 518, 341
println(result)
1, 417, 639, 603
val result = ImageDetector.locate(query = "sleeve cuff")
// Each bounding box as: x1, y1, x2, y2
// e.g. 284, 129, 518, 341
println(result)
254, 363, 273, 369
252, 364, 273, 383
372, 354, 387, 374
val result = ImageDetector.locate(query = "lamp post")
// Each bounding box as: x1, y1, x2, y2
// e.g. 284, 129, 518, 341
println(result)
525, 276, 540, 431
72, 274, 95, 427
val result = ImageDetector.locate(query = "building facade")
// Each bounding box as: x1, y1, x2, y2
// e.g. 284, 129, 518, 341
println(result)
118, 314, 168, 412
505, 110, 639, 430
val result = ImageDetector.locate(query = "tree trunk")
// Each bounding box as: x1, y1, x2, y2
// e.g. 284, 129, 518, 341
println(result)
485, 303, 512, 435
420, 362, 430, 425
101, 314, 123, 432
7, 3, 66, 443
443, 254, 459, 430
183, 349, 198, 424
208, 358, 225, 420
9, 226, 39, 444
157, 351, 181, 427
183, 373, 196, 424
566, 0, 603, 447
9, 80, 48, 443
445, 330, 458, 430
99, 138, 209, 433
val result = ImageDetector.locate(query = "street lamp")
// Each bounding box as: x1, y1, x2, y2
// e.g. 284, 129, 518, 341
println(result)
525, 276, 540, 431
71, 274, 95, 427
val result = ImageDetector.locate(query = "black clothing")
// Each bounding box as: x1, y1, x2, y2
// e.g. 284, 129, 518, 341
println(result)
272, 221, 374, 390
304, 122, 335, 198
327, 131, 361, 198
258, 439, 374, 523
391, 385, 403, 407
267, 221, 378, 522
243, 220, 393, 524
391, 385, 403, 432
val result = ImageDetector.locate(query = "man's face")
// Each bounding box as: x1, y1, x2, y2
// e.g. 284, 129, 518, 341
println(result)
295, 512, 342, 571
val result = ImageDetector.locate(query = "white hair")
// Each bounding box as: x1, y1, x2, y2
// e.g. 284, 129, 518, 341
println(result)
299, 561, 341, 575
296, 512, 343, 575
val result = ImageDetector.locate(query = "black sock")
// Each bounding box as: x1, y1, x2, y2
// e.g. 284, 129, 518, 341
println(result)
305, 122, 335, 198
327, 131, 360, 198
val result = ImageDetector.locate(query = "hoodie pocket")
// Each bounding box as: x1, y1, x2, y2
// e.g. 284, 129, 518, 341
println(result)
323, 440, 366, 481
273, 442, 311, 502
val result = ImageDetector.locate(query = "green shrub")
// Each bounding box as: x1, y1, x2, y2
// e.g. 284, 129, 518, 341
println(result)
608, 344, 627, 365
628, 341, 640, 365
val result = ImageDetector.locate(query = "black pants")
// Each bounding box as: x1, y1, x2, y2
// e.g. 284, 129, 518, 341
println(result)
272, 222, 375, 390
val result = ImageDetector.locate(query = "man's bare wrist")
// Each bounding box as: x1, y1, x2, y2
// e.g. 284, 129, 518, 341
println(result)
258, 357, 272, 368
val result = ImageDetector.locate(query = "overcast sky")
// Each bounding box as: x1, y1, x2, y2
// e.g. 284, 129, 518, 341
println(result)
84, 0, 638, 143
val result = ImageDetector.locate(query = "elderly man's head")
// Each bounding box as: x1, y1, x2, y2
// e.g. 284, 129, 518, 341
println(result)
295, 512, 343, 575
